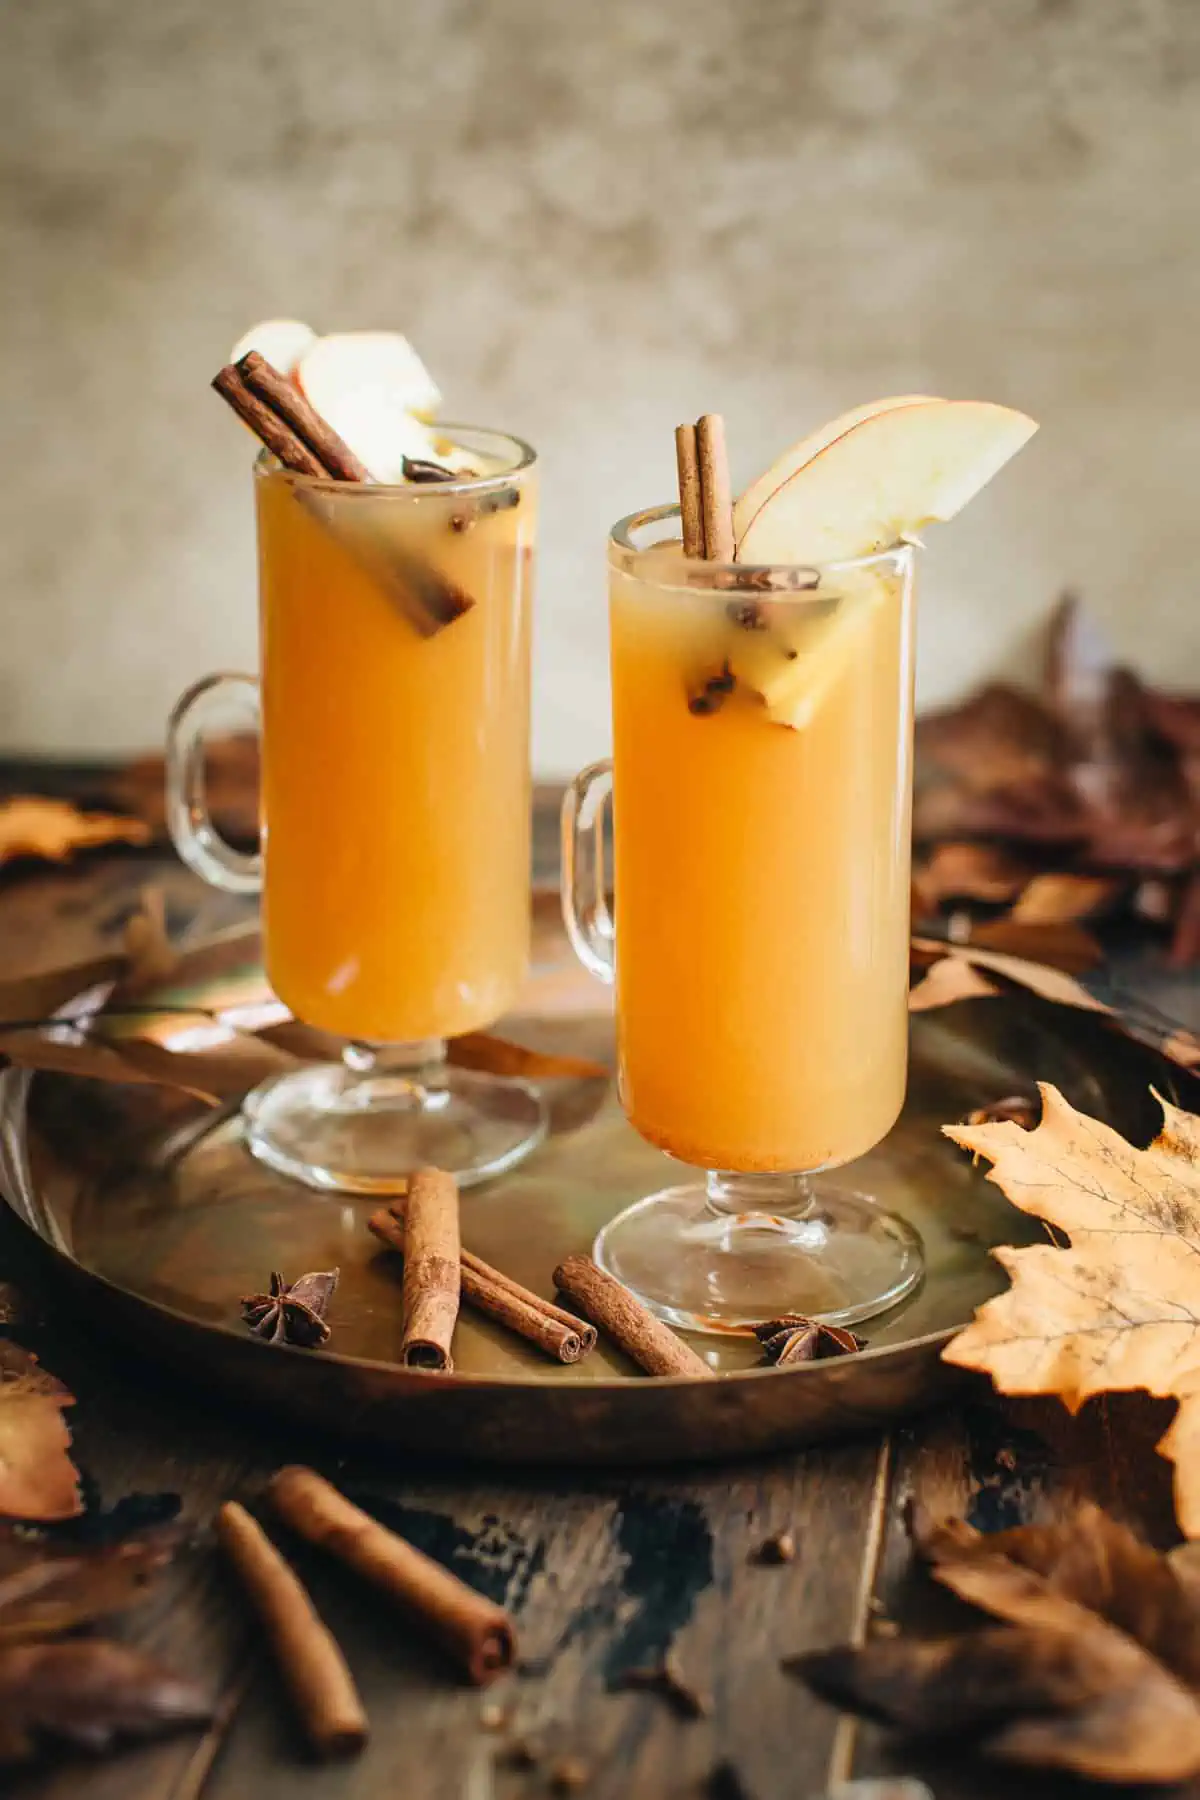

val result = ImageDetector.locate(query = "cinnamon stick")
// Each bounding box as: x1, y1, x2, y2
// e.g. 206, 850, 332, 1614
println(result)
400, 1167, 461, 1370
552, 1255, 714, 1379
696, 414, 734, 562
216, 1500, 367, 1760
212, 364, 327, 477
675, 423, 705, 557
212, 358, 475, 637
369, 1210, 597, 1364
267, 1466, 516, 1684
237, 351, 371, 482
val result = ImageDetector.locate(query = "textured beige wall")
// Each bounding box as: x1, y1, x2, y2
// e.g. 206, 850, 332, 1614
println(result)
2, 0, 1199, 772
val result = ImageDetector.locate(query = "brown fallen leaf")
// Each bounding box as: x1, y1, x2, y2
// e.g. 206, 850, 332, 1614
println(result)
108, 886, 179, 1003
943, 1085, 1200, 1538
914, 842, 1033, 907
0, 1639, 211, 1762
949, 914, 1104, 973
796, 1624, 1200, 1785
0, 798, 151, 867
909, 937, 1109, 1015
0, 1021, 300, 1106
1008, 872, 1122, 925
907, 957, 1000, 1013
0, 1342, 80, 1522
792, 1501, 1200, 1785
447, 1032, 608, 1082
0, 1531, 176, 1645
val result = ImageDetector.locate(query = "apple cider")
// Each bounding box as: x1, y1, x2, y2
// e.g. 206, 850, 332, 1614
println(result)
255, 454, 535, 1043
609, 537, 915, 1174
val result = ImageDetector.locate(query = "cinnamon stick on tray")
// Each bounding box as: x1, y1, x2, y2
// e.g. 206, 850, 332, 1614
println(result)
268, 1466, 516, 1685
369, 1209, 597, 1365
399, 1167, 461, 1371
216, 1500, 367, 1760
553, 1255, 714, 1379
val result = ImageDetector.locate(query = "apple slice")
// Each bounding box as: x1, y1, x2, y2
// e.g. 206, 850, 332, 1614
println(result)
734, 399, 1037, 566
229, 319, 318, 377
295, 331, 452, 481
751, 565, 893, 729
733, 395, 940, 550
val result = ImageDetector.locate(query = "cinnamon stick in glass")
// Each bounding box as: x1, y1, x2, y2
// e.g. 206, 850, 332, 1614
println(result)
400, 1167, 461, 1371
368, 1209, 597, 1364
553, 1254, 714, 1379
237, 351, 371, 484
212, 365, 326, 478
216, 1500, 367, 1760
675, 423, 705, 558
267, 1467, 516, 1685
696, 414, 735, 562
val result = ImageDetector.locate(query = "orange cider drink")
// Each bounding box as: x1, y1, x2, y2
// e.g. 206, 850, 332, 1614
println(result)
255, 444, 536, 1044
608, 527, 915, 1174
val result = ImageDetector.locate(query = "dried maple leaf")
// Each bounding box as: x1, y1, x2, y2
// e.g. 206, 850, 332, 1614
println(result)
792, 1502, 1200, 1784
0, 1639, 210, 1762
943, 1085, 1200, 1537
0, 798, 150, 866
0, 1343, 80, 1522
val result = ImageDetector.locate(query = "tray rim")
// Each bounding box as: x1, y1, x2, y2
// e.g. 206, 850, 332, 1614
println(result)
1, 1061, 965, 1394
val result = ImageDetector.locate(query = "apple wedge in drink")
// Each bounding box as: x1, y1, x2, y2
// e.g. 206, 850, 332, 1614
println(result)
727, 397, 1037, 729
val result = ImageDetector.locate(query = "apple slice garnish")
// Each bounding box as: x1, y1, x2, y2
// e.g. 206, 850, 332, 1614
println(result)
733, 395, 940, 551
295, 330, 454, 482
733, 398, 1037, 566
229, 319, 318, 378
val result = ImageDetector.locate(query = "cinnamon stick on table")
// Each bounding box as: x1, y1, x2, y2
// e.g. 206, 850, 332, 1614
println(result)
400, 1167, 461, 1371
216, 1500, 367, 1760
553, 1255, 714, 1379
268, 1466, 516, 1685
369, 1209, 597, 1364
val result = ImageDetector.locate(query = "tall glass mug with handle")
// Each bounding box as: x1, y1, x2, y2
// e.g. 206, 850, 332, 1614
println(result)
167, 427, 542, 1194
563, 510, 920, 1330
562, 399, 1038, 1330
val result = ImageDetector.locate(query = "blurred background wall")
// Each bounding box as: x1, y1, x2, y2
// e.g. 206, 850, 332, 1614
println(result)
1, 0, 1198, 773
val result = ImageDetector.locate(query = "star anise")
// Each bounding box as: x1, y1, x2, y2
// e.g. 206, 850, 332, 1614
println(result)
240, 1270, 338, 1348
753, 1314, 864, 1366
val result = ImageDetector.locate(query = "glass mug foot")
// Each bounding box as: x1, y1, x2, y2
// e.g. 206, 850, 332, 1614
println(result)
593, 1172, 923, 1333
242, 1044, 548, 1196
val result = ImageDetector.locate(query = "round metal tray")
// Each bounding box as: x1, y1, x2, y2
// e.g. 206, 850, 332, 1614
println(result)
1, 930, 1192, 1464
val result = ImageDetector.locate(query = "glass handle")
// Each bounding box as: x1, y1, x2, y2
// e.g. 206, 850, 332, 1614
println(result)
165, 673, 263, 895
561, 758, 614, 984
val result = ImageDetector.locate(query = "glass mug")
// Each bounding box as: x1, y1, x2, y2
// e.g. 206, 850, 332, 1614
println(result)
562, 505, 923, 1331
167, 430, 543, 1194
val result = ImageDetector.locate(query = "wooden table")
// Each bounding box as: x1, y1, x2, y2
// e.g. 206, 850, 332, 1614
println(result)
0, 835, 1193, 1800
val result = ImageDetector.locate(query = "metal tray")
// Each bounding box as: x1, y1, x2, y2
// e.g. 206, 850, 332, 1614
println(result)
1, 928, 1193, 1465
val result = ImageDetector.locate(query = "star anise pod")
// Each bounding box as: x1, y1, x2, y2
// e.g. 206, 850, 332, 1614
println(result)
753, 1314, 864, 1366
240, 1270, 338, 1348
